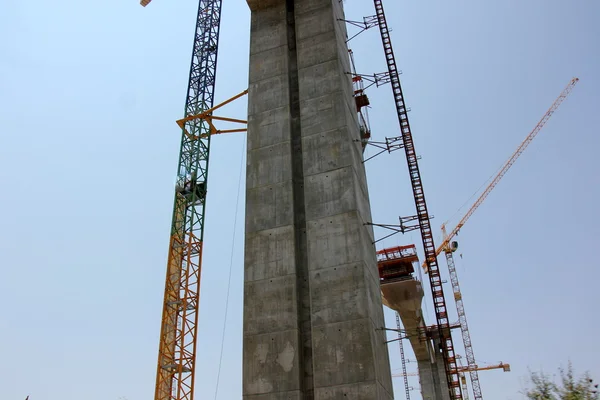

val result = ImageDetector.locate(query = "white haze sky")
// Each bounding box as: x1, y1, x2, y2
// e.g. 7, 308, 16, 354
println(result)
0, 0, 599, 399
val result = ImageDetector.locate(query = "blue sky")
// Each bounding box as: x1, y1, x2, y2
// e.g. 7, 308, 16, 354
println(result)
0, 0, 598, 399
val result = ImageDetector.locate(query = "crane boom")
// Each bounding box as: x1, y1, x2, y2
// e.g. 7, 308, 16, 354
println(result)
423, 77, 579, 271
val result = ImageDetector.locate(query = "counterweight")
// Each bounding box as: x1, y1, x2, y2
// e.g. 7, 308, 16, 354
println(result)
152, 1, 223, 400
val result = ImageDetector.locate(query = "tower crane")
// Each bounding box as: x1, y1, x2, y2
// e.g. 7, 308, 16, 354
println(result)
423, 77, 579, 400
141, 0, 224, 399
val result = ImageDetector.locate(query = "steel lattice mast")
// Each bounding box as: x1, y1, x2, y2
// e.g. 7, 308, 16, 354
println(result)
396, 313, 411, 400
443, 234, 480, 400
372, 0, 462, 398
146, 0, 223, 399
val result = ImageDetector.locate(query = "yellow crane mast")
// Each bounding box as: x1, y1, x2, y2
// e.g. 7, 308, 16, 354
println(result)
423, 77, 579, 400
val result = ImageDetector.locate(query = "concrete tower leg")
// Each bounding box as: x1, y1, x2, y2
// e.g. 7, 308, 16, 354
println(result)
418, 356, 450, 400
431, 338, 452, 400
381, 278, 451, 399
243, 0, 393, 399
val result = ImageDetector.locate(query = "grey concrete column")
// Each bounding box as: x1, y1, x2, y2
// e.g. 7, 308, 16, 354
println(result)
432, 339, 452, 400
244, 0, 393, 399
244, 2, 302, 399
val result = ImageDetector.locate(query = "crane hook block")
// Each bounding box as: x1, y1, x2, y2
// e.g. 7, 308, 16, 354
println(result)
450, 241, 459, 252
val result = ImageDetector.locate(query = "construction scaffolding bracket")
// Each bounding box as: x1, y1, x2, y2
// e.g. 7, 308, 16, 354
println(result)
359, 135, 410, 162
347, 71, 392, 90
367, 214, 430, 244
339, 15, 379, 42
379, 326, 411, 344
176, 89, 248, 139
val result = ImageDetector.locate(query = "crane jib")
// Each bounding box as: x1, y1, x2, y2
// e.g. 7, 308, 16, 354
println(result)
422, 77, 579, 273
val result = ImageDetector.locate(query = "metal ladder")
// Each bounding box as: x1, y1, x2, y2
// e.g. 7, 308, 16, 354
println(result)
372, 0, 462, 398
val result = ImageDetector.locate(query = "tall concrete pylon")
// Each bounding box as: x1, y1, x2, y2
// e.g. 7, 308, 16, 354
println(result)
243, 0, 394, 398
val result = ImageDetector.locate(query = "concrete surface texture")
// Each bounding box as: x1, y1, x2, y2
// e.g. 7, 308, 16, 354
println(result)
381, 279, 450, 400
243, 0, 394, 398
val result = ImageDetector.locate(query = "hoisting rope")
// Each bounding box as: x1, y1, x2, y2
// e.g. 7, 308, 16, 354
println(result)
214, 138, 246, 399
443, 163, 502, 238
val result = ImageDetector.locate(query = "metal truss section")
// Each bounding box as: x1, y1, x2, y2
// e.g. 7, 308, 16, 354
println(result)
154, 1, 222, 400
397, 312, 412, 400
445, 250, 481, 400
372, 0, 462, 397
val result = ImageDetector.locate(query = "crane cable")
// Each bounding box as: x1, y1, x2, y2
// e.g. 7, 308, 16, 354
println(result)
214, 138, 246, 399
442, 162, 503, 241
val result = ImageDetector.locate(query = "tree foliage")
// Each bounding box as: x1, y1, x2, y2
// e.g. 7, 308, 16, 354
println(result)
524, 362, 599, 400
